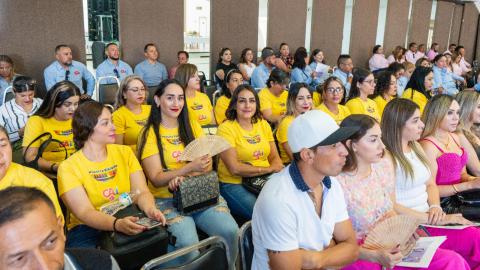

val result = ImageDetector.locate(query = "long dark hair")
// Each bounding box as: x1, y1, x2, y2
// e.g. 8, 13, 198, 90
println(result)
340, 114, 378, 172
72, 101, 105, 149
309, 49, 324, 64
225, 84, 262, 124
405, 67, 432, 99
348, 68, 372, 100
292, 47, 308, 69
286, 82, 311, 116
218, 47, 231, 63
239, 48, 254, 64
35, 80, 81, 119
372, 70, 395, 100
137, 79, 195, 167
221, 69, 242, 99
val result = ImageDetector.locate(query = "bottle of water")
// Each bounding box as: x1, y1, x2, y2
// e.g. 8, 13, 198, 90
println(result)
100, 190, 139, 216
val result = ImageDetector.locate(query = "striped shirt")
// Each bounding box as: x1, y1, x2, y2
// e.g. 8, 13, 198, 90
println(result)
0, 98, 42, 142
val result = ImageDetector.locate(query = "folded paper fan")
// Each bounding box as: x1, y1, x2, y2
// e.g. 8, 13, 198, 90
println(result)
179, 135, 231, 161
363, 215, 420, 255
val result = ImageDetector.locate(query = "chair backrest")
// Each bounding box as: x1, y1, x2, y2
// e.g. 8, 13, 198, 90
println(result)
205, 85, 218, 105
92, 41, 106, 69
94, 76, 120, 105
238, 221, 253, 270
147, 86, 158, 105
141, 236, 229, 270
2, 86, 13, 105
212, 89, 221, 106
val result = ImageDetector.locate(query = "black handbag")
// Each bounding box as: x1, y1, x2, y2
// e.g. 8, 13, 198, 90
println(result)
23, 132, 68, 170
173, 170, 220, 214
456, 189, 480, 206
242, 173, 272, 195
99, 204, 169, 270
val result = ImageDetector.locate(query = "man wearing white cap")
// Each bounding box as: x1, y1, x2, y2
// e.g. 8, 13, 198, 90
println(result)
251, 110, 360, 270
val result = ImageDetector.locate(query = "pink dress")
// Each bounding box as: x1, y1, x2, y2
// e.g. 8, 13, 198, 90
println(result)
337, 157, 470, 270
421, 137, 480, 269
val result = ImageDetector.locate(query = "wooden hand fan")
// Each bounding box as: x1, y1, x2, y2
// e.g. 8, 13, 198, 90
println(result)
179, 135, 231, 161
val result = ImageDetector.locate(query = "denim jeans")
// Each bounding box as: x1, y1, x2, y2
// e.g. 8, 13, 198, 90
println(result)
156, 196, 239, 265
66, 224, 100, 248
220, 182, 257, 220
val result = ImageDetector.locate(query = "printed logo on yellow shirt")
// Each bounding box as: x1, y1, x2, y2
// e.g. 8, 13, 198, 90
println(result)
191, 103, 204, 110
135, 119, 147, 126
278, 102, 286, 107
102, 186, 119, 201
244, 135, 261, 144
198, 114, 207, 121
164, 135, 182, 145
54, 129, 73, 136
172, 150, 182, 162
89, 165, 118, 182
253, 150, 264, 160
367, 106, 376, 114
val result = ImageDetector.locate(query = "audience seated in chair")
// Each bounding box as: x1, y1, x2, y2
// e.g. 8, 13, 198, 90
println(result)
134, 43, 168, 88
257, 69, 289, 126
215, 48, 237, 88
401, 66, 433, 114
371, 70, 397, 118
168, 51, 189, 80
238, 48, 256, 82
96, 43, 133, 85
333, 54, 354, 96
317, 77, 351, 125
250, 47, 276, 89
0, 55, 19, 105
214, 69, 244, 125
345, 68, 380, 122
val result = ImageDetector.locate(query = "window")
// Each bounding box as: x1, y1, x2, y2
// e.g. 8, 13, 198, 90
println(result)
184, 0, 211, 78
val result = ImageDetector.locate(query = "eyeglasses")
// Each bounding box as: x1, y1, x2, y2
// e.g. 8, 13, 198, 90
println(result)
127, 87, 146, 93
65, 70, 70, 81
326, 87, 344, 94
363, 79, 376, 85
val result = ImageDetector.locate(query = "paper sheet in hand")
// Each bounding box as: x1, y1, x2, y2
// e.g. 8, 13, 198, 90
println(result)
422, 223, 480, 230
396, 236, 446, 268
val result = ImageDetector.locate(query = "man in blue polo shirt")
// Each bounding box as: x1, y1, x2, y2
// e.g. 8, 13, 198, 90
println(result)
134, 43, 168, 87
44, 45, 95, 96
332, 54, 354, 97
96, 43, 133, 85
251, 47, 276, 89
252, 110, 359, 270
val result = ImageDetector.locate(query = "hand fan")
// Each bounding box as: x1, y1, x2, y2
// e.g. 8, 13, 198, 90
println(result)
179, 135, 231, 161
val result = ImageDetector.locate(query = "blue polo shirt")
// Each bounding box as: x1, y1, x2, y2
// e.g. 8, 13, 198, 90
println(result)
44, 60, 95, 95
134, 60, 167, 86
432, 66, 460, 96
0, 78, 11, 106
251, 63, 272, 89
96, 59, 133, 84
332, 69, 352, 96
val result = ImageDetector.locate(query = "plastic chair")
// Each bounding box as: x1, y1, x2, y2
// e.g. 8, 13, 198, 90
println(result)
141, 236, 230, 270
205, 85, 218, 105
238, 221, 253, 270
93, 76, 120, 105
2, 86, 13, 105
212, 89, 221, 106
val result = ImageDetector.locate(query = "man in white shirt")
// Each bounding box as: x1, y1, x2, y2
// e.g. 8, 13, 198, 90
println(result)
456, 45, 472, 74
405, 42, 423, 64
252, 110, 359, 270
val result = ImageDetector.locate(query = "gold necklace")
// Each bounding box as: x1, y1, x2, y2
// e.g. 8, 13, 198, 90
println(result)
435, 134, 451, 149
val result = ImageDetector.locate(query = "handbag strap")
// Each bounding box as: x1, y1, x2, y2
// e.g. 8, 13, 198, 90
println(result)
23, 132, 69, 165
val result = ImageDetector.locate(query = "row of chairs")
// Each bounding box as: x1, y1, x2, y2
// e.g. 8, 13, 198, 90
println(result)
140, 221, 253, 270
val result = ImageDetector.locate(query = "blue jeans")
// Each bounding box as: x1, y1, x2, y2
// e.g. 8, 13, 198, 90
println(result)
156, 196, 239, 265
220, 182, 257, 220
66, 225, 100, 248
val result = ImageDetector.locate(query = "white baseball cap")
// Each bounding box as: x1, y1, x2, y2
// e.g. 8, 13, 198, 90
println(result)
288, 110, 360, 153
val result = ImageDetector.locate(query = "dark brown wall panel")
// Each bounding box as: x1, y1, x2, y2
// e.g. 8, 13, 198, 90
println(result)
211, 0, 259, 72
449, 4, 463, 45
383, 0, 410, 55
409, 0, 432, 45
432, 1, 455, 52
350, 0, 380, 68
310, 0, 346, 66
459, 3, 479, 62
0, 0, 85, 91
267, 0, 307, 52
118, 0, 183, 71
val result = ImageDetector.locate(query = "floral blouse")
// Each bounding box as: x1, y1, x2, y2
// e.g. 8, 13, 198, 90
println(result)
336, 157, 396, 241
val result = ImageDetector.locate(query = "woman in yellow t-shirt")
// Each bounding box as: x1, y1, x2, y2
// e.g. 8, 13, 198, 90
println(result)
113, 75, 150, 152
401, 67, 433, 114
218, 85, 284, 219
58, 101, 165, 248
137, 79, 238, 262
276, 82, 313, 164
22, 81, 80, 174
372, 70, 397, 119
214, 69, 244, 124
316, 77, 351, 124
174, 63, 215, 127
0, 126, 63, 222
345, 68, 380, 121
258, 68, 289, 125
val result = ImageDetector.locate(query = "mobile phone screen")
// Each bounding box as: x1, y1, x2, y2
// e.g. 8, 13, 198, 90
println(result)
136, 217, 162, 229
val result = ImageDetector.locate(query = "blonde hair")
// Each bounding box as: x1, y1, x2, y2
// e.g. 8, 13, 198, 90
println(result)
421, 94, 455, 138
456, 91, 480, 130
114, 75, 147, 109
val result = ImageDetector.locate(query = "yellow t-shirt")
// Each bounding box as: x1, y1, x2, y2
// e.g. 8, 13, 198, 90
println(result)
214, 95, 230, 124
112, 105, 151, 152
276, 115, 295, 163
0, 163, 63, 221
402, 88, 428, 114
186, 92, 214, 126
373, 95, 395, 119
22, 116, 76, 163
258, 88, 288, 117
58, 144, 142, 229
345, 97, 380, 122
316, 103, 351, 125
217, 119, 274, 184
140, 121, 204, 198
313, 91, 322, 108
